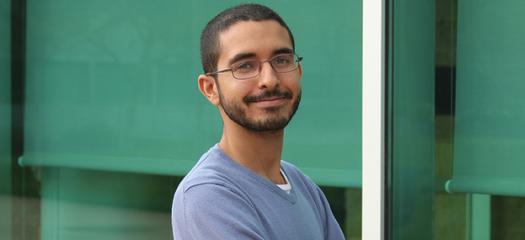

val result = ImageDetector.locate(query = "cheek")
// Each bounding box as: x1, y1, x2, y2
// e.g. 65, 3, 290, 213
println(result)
286, 80, 302, 95
221, 82, 254, 100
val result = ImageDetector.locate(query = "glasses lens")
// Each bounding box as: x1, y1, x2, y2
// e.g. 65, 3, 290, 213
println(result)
232, 59, 260, 79
271, 54, 298, 73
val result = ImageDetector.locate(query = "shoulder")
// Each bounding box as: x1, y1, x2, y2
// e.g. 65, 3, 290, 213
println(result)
178, 145, 234, 192
172, 147, 264, 239
173, 144, 256, 213
172, 176, 263, 239
178, 182, 255, 213
172, 145, 247, 216
172, 183, 264, 239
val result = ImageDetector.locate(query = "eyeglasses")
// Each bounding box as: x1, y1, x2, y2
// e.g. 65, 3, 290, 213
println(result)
206, 53, 303, 80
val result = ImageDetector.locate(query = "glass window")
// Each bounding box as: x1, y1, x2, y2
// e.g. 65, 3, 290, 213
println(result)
2, 1, 363, 239
388, 0, 525, 239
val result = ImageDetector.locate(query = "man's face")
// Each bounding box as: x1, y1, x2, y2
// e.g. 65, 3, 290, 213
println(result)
214, 20, 302, 132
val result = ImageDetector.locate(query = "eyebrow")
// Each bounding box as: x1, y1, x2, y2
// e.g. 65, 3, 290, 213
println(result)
272, 48, 294, 55
228, 53, 256, 66
227, 48, 294, 66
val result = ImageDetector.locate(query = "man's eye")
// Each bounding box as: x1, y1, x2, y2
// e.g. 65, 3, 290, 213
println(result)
237, 62, 254, 69
274, 56, 291, 65
234, 61, 257, 73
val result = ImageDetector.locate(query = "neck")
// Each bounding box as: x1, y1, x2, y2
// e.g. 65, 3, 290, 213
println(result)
219, 120, 285, 184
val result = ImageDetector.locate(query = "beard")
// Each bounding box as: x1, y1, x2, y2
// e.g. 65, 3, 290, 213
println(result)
218, 87, 301, 132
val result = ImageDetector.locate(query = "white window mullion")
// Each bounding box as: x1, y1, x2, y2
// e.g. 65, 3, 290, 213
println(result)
362, 0, 385, 239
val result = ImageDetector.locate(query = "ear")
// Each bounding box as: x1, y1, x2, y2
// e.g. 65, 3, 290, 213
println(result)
297, 63, 303, 78
198, 74, 220, 106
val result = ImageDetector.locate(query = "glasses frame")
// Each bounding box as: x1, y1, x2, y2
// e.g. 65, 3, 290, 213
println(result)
206, 53, 303, 80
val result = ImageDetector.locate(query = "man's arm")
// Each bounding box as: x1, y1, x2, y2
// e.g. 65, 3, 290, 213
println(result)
315, 186, 346, 240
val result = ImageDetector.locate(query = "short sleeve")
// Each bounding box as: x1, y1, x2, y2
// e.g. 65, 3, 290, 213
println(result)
172, 183, 265, 240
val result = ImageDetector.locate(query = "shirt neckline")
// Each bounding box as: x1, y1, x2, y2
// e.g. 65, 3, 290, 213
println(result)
277, 168, 292, 193
212, 144, 297, 204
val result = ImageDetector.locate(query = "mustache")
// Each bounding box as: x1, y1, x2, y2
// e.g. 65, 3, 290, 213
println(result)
244, 89, 293, 103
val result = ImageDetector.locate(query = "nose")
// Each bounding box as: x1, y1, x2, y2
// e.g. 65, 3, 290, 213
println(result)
257, 61, 280, 89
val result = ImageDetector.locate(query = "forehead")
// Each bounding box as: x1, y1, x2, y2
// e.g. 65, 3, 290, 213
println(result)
217, 20, 293, 64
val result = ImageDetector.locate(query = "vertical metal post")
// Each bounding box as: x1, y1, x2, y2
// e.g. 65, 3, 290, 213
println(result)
10, 0, 27, 238
11, 0, 40, 239
468, 194, 491, 240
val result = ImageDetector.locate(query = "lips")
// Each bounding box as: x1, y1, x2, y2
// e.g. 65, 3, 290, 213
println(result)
251, 97, 287, 108
255, 96, 286, 102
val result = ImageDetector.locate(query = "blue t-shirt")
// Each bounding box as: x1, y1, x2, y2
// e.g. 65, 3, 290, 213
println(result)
171, 144, 345, 240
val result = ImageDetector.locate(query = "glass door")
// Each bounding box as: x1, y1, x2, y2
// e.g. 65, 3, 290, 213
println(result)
386, 0, 525, 239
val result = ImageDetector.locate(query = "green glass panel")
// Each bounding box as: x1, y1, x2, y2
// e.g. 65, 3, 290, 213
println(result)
20, 1, 362, 239
41, 168, 174, 240
390, 0, 435, 239
447, 0, 525, 197
23, 0, 219, 177
0, 0, 11, 238
21, 0, 362, 187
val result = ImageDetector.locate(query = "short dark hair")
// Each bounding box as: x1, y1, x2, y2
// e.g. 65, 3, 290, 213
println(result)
200, 3, 295, 74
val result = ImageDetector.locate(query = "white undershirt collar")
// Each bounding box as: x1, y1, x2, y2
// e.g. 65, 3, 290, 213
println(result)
277, 168, 292, 194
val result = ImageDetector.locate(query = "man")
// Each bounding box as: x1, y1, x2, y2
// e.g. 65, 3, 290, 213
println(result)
172, 4, 345, 240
